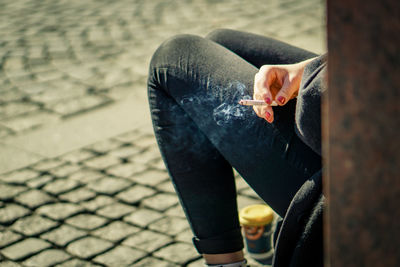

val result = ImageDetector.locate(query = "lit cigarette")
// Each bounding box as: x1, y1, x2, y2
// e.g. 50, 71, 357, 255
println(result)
238, 99, 278, 106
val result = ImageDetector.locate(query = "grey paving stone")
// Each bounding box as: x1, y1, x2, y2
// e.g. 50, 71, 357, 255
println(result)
22, 249, 71, 266
187, 258, 206, 267
49, 163, 81, 177
0, 204, 30, 224
106, 162, 147, 178
80, 195, 115, 212
68, 169, 103, 184
149, 158, 167, 171
66, 214, 108, 231
128, 170, 169, 186
61, 150, 95, 164
96, 202, 136, 219
92, 221, 140, 242
1, 238, 51, 261
56, 259, 102, 267
31, 159, 65, 172
0, 102, 39, 120
142, 193, 179, 212
113, 131, 141, 143
149, 216, 190, 236
42, 178, 80, 195
116, 185, 156, 204
133, 135, 157, 149
122, 230, 172, 253
11, 215, 58, 236
36, 203, 84, 220
40, 224, 86, 247
14, 189, 54, 208
133, 257, 179, 267
0, 230, 22, 248
0, 261, 23, 267
0, 184, 27, 201
59, 187, 96, 203
153, 242, 199, 265
83, 154, 120, 170
129, 148, 161, 164
66, 237, 113, 259
237, 195, 264, 210
93, 245, 146, 266
109, 145, 142, 159
175, 228, 194, 244
26, 175, 53, 189
85, 139, 122, 154
123, 209, 164, 228
0, 111, 59, 133
87, 176, 131, 195
0, 169, 38, 184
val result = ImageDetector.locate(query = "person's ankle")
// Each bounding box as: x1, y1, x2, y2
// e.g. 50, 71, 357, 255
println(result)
206, 259, 247, 267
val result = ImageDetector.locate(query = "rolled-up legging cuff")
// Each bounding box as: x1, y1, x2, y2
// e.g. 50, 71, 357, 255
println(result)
192, 228, 244, 254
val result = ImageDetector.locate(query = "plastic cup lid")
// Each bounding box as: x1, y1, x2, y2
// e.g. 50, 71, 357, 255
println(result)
239, 204, 274, 226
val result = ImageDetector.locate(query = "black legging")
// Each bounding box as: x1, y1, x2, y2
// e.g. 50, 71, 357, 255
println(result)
147, 29, 321, 254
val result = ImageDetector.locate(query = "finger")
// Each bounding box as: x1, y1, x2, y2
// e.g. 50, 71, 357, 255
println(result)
275, 78, 296, 106
263, 105, 274, 123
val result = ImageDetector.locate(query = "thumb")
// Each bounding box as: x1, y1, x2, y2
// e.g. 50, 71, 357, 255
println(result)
275, 78, 296, 106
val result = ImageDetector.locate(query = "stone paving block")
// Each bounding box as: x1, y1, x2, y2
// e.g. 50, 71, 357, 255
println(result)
22, 249, 71, 266
116, 185, 156, 204
129, 148, 161, 164
31, 159, 65, 172
49, 163, 81, 177
1, 238, 51, 261
68, 169, 103, 184
148, 216, 190, 236
239, 186, 262, 199
42, 178, 80, 195
237, 195, 264, 210
106, 162, 147, 178
92, 221, 140, 242
133, 135, 158, 149
81, 195, 115, 211
14, 189, 54, 208
93, 245, 146, 266
123, 208, 164, 228
156, 180, 175, 193
83, 154, 120, 170
61, 150, 95, 164
108, 145, 143, 159
87, 176, 131, 195
0, 102, 39, 120
96, 202, 136, 219
187, 258, 206, 267
122, 230, 173, 253
0, 230, 22, 248
0, 111, 59, 133
128, 170, 169, 186
149, 158, 167, 171
0, 184, 27, 201
66, 237, 113, 260
11, 215, 58, 236
0, 261, 22, 266
0, 204, 30, 224
36, 203, 84, 220
26, 175, 53, 189
153, 242, 199, 265
113, 131, 141, 143
40, 224, 86, 247
0, 169, 38, 184
85, 139, 122, 154
59, 187, 96, 203
56, 259, 102, 267
66, 214, 108, 231
133, 257, 179, 267
175, 228, 194, 244
142, 193, 179, 212
165, 205, 186, 219
50, 95, 112, 118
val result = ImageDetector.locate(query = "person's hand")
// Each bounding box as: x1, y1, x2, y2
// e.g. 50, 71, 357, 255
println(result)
253, 57, 316, 123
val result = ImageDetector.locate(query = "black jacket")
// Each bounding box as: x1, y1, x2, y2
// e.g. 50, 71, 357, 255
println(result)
273, 55, 326, 267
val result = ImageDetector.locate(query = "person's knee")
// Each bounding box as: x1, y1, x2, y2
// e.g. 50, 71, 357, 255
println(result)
205, 28, 234, 43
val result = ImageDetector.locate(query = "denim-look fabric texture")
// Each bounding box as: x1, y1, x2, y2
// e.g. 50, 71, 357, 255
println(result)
147, 29, 322, 256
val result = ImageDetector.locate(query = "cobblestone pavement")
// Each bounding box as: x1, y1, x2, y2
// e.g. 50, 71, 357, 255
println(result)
0, 0, 325, 266
0, 0, 325, 138
1, 128, 270, 266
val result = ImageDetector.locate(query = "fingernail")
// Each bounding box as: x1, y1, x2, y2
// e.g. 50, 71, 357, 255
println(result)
265, 97, 272, 104
278, 96, 285, 104
265, 111, 271, 119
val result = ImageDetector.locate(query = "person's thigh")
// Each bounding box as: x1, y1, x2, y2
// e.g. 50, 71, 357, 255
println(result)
206, 29, 318, 68
149, 34, 321, 217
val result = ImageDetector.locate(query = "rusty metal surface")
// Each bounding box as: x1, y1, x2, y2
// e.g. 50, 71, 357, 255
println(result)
325, 0, 400, 266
